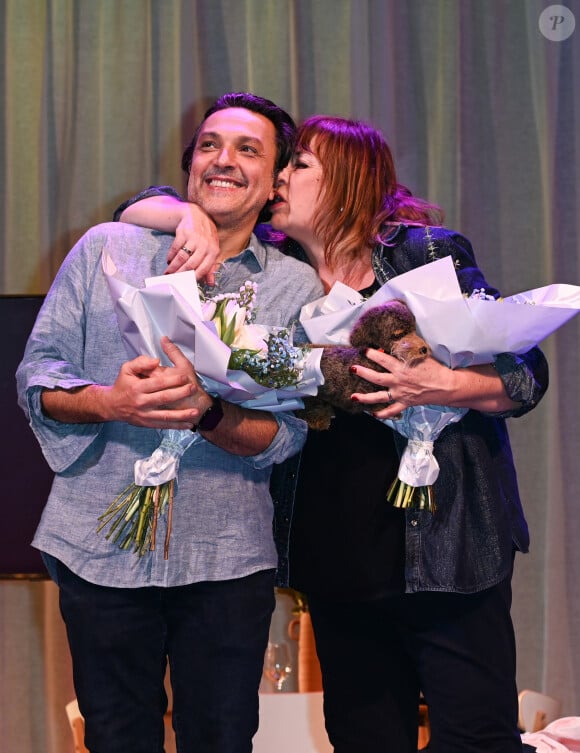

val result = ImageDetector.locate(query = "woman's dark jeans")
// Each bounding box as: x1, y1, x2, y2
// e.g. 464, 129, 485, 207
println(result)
308, 574, 523, 753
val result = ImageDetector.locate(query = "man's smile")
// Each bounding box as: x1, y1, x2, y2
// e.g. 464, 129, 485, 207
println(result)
204, 171, 247, 190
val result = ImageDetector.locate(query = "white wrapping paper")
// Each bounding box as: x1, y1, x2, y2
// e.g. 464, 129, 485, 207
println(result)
301, 256, 580, 367
102, 250, 324, 487
299, 257, 580, 502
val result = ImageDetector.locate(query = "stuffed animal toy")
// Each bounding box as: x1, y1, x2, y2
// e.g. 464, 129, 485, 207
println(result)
299, 299, 431, 430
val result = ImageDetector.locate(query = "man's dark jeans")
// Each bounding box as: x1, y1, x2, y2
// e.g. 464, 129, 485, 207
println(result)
56, 561, 275, 753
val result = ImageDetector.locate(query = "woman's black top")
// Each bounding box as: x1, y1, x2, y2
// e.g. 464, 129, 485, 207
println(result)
288, 406, 405, 601
288, 279, 405, 601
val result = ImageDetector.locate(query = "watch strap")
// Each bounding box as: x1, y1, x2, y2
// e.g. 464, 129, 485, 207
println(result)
195, 394, 224, 432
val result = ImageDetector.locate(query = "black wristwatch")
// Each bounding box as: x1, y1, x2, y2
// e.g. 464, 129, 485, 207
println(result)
193, 394, 224, 432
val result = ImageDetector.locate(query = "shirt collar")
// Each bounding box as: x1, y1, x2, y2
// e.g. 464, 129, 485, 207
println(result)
225, 232, 268, 273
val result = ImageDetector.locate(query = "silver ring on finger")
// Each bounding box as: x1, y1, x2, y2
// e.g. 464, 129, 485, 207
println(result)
386, 388, 393, 403
181, 246, 193, 256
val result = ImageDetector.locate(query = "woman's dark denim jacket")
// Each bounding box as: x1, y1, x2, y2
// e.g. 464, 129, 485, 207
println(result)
271, 224, 549, 594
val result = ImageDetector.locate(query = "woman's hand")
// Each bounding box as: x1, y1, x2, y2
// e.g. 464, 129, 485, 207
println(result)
351, 350, 456, 418
165, 204, 220, 282
119, 195, 220, 284
350, 348, 519, 418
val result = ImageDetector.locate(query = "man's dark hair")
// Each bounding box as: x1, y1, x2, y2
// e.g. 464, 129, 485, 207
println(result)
181, 92, 296, 177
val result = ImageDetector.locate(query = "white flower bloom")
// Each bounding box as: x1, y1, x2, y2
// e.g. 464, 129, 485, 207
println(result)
201, 299, 217, 320
224, 300, 247, 332
232, 323, 269, 353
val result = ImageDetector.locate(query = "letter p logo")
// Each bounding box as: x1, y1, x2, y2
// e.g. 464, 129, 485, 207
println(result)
539, 5, 575, 41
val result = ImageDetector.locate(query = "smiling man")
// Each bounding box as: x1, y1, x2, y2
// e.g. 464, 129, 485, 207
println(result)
16, 93, 323, 753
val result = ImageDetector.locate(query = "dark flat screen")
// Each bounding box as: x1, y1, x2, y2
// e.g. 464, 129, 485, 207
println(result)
1, 295, 50, 578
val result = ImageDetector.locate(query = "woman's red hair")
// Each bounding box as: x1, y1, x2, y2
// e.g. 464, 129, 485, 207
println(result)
296, 115, 443, 271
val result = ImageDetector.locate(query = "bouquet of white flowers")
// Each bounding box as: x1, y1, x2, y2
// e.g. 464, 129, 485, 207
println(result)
97, 250, 323, 557
300, 256, 580, 512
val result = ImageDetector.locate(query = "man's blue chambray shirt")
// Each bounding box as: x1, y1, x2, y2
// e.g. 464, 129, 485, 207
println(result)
16, 222, 324, 588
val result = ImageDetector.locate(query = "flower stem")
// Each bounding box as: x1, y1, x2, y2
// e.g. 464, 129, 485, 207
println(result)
151, 485, 160, 551
96, 478, 180, 557
164, 480, 175, 560
96, 483, 138, 529
387, 479, 436, 514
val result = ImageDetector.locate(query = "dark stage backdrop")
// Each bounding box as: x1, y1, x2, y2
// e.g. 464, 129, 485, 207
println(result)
1, 295, 50, 577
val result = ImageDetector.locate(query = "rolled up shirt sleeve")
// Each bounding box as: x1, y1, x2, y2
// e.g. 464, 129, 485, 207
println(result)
490, 348, 549, 418
238, 411, 308, 470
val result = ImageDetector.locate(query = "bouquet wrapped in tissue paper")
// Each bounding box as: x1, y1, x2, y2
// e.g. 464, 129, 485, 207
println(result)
300, 256, 580, 512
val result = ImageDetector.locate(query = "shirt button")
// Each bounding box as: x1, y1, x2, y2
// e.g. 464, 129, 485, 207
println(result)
410, 518, 418, 527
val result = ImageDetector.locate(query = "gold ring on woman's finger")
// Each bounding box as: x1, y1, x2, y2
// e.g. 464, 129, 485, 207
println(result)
181, 246, 193, 256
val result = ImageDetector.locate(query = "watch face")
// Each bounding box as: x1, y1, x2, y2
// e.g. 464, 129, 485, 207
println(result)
198, 396, 224, 431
